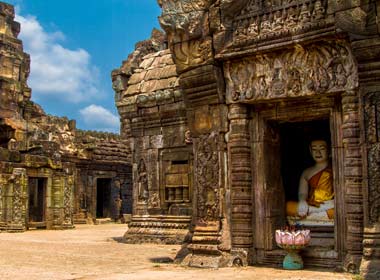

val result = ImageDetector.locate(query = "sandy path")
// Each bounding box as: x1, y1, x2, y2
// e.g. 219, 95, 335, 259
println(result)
0, 224, 352, 280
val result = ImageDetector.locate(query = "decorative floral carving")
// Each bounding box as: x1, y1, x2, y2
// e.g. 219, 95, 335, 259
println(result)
63, 175, 73, 224
172, 37, 213, 72
224, 41, 357, 102
195, 132, 220, 222
364, 93, 380, 224
10, 168, 26, 226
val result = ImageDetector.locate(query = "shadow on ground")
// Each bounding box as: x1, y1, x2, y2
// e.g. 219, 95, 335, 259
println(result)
149, 257, 174, 263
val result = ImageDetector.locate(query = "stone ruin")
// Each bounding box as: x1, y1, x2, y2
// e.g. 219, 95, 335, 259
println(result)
1, 0, 380, 279
112, 0, 380, 279
0, 2, 132, 231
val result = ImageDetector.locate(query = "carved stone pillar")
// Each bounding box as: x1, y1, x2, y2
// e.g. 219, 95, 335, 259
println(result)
351, 36, 380, 279
52, 176, 63, 229
342, 90, 364, 272
360, 92, 380, 279
184, 131, 224, 266
227, 104, 253, 264
178, 66, 229, 267
62, 174, 74, 229
9, 168, 27, 231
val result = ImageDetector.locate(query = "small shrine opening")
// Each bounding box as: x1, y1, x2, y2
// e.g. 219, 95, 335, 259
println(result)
28, 177, 47, 226
0, 122, 15, 148
280, 119, 331, 204
96, 178, 112, 218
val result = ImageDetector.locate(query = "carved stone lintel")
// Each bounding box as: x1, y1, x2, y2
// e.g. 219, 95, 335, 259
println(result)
225, 41, 357, 103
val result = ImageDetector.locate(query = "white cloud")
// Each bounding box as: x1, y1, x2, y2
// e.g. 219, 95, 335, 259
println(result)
79, 105, 119, 132
16, 14, 101, 103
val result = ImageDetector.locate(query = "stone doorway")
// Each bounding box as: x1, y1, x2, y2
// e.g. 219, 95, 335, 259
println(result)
28, 177, 47, 228
280, 120, 331, 205
251, 99, 344, 268
96, 178, 112, 218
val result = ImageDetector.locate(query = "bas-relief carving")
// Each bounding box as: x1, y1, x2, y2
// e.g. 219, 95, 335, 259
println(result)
364, 93, 380, 225
63, 175, 73, 225
195, 132, 220, 223
228, 0, 328, 48
137, 159, 149, 202
224, 41, 357, 102
148, 192, 160, 208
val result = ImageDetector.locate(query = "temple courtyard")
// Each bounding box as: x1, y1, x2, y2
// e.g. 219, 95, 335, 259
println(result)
0, 224, 353, 280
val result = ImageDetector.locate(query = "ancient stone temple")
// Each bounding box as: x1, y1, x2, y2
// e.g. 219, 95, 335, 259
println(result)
114, 0, 380, 278
0, 2, 132, 231
113, 29, 192, 243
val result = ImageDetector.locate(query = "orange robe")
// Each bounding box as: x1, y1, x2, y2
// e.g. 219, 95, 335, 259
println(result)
306, 166, 334, 207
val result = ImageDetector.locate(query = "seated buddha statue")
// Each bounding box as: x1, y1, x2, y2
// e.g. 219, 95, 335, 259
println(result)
286, 140, 334, 224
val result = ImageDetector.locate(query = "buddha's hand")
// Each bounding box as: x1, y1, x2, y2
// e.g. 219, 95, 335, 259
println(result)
298, 200, 309, 218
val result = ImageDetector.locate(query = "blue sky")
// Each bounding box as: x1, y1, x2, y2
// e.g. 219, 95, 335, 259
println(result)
5, 0, 161, 132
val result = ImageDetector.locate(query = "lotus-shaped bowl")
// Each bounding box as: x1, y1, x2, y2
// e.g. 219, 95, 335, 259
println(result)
275, 229, 311, 251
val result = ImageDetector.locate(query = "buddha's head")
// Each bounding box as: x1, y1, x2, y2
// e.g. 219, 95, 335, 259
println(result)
310, 140, 329, 163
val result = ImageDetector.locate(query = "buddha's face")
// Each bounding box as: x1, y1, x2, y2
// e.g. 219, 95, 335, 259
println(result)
310, 140, 329, 163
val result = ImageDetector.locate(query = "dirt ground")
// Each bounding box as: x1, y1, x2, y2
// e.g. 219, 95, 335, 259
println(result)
0, 224, 354, 280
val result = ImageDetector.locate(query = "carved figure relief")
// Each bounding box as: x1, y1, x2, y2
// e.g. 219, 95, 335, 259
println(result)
148, 192, 160, 208
224, 41, 357, 102
229, 0, 329, 48
137, 159, 149, 202
185, 129, 193, 144
196, 132, 220, 222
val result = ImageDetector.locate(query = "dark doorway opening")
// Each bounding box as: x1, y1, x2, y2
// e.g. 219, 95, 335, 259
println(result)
96, 178, 112, 218
279, 119, 331, 202
28, 177, 46, 225
0, 122, 15, 148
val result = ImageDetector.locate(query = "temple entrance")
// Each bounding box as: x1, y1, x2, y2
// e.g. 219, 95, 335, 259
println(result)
96, 178, 112, 218
280, 120, 331, 204
251, 99, 344, 267
28, 177, 47, 227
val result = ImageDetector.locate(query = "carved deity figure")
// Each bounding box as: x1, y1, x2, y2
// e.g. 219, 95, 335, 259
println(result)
286, 140, 334, 225
137, 159, 149, 202
287, 68, 301, 95
286, 6, 298, 28
298, 3, 311, 26
247, 17, 259, 37
234, 20, 247, 43
312, 0, 325, 20
272, 10, 283, 31
335, 63, 347, 87
260, 14, 272, 34
315, 65, 330, 92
